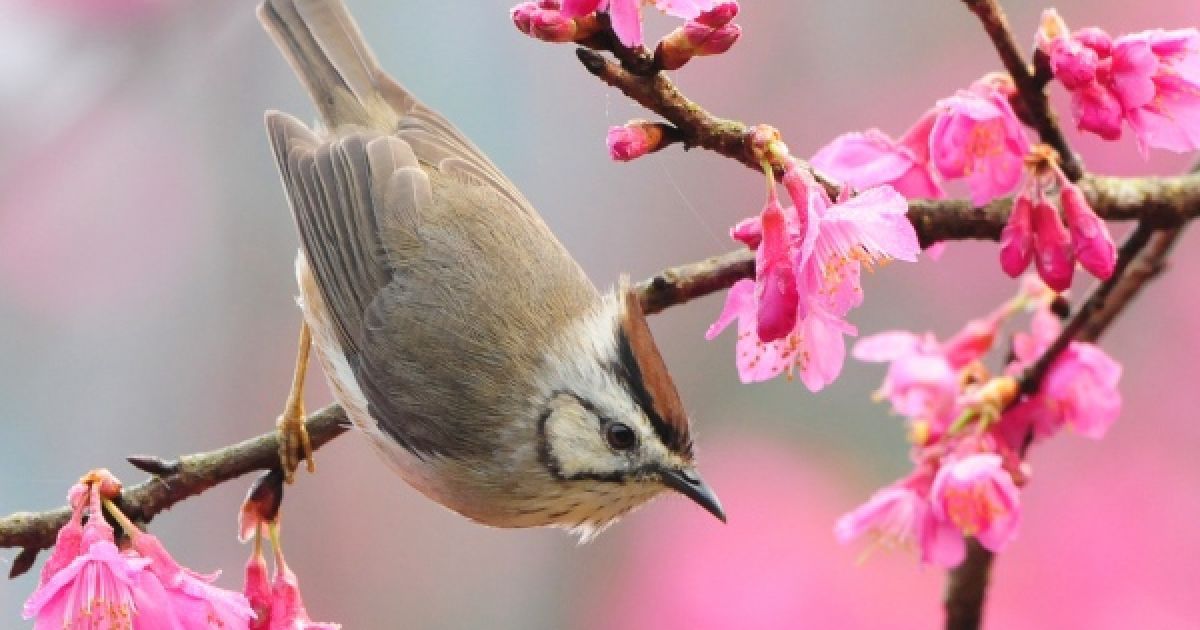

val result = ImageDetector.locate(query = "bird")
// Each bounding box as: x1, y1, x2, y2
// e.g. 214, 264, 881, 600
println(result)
257, 0, 724, 538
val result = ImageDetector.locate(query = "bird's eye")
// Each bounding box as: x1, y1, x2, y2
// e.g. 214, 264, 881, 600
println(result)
605, 422, 637, 451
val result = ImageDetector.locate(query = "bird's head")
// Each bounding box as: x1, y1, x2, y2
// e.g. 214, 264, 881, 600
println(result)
529, 281, 724, 540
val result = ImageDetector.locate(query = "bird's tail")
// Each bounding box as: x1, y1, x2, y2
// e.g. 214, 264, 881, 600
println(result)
257, 0, 401, 129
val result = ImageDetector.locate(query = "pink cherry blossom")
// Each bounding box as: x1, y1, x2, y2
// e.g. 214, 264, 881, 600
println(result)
854, 332, 958, 429
835, 477, 966, 568
709, 164, 918, 390
930, 453, 1022, 553
1059, 179, 1116, 279
1039, 10, 1200, 153
785, 168, 921, 310
810, 111, 944, 200
1040, 342, 1123, 439
560, 0, 716, 47
706, 279, 855, 390
23, 482, 172, 629
854, 306, 1005, 434
929, 78, 1031, 207
1113, 29, 1200, 153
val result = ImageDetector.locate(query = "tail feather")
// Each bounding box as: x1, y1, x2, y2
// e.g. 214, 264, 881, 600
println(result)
258, 0, 399, 129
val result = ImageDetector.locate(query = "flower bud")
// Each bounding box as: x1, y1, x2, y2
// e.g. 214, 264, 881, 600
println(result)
999, 194, 1034, 277
1060, 181, 1116, 279
239, 469, 285, 543
529, 9, 577, 43
605, 121, 666, 161
1031, 199, 1075, 291
655, 4, 741, 71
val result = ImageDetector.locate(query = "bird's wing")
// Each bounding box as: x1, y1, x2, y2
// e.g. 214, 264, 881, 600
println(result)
266, 111, 599, 460
266, 111, 421, 357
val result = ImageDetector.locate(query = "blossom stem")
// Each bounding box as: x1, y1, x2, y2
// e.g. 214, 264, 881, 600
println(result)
101, 499, 142, 540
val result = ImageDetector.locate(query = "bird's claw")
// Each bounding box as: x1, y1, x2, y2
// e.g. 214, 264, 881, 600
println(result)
277, 408, 314, 484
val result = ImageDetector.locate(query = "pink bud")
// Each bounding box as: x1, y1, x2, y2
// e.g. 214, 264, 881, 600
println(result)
529, 9, 577, 42
695, 1, 739, 28
1060, 181, 1116, 279
731, 216, 762, 249
1031, 199, 1075, 292
606, 122, 664, 162
684, 22, 741, 56
510, 2, 537, 34
999, 195, 1034, 277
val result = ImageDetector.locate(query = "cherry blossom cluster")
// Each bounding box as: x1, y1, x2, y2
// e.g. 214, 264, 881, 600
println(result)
22, 470, 337, 629
836, 280, 1121, 567
706, 131, 919, 391
1038, 9, 1200, 154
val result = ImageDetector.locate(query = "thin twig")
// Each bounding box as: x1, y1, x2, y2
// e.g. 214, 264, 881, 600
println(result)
962, 0, 1082, 181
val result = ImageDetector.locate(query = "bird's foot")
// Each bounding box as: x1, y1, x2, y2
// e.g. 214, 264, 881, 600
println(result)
278, 321, 315, 483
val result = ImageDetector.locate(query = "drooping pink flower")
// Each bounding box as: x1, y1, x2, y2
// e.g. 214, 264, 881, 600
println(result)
810, 110, 944, 200
754, 191, 802, 341
1059, 179, 1116, 280
929, 78, 1031, 207
930, 453, 1022, 553
1017, 342, 1123, 441
23, 481, 173, 629
999, 194, 1035, 278
709, 163, 918, 391
560, 0, 717, 47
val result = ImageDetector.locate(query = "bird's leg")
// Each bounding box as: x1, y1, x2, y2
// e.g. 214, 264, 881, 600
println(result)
278, 320, 315, 483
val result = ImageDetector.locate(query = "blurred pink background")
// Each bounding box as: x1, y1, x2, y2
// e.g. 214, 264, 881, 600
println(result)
1, 1, 1198, 627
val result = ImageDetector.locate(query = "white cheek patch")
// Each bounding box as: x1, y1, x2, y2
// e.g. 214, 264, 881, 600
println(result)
543, 402, 624, 478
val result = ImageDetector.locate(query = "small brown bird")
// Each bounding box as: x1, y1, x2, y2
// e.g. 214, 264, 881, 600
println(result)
259, 0, 723, 538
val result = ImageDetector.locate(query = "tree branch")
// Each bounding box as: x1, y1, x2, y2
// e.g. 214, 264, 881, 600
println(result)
962, 0, 1082, 181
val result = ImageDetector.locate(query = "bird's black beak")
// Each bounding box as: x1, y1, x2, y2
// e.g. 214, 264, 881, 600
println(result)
659, 467, 726, 523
